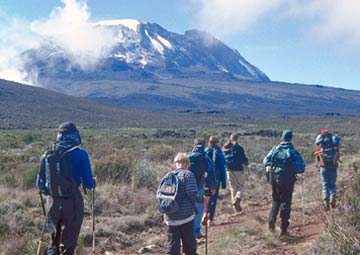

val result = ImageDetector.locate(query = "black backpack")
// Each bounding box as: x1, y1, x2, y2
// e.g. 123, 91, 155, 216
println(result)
37, 146, 78, 198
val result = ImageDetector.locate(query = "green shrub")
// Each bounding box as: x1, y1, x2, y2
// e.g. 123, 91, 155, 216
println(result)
21, 133, 36, 144
20, 166, 38, 189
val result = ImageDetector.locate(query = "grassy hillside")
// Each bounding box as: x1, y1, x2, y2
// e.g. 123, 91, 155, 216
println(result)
0, 79, 171, 129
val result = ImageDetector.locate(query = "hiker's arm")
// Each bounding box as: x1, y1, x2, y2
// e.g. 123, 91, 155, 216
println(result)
218, 151, 227, 189
263, 148, 275, 166
35, 154, 46, 189
186, 172, 199, 202
238, 146, 249, 166
294, 150, 306, 173
80, 150, 95, 189
206, 158, 217, 189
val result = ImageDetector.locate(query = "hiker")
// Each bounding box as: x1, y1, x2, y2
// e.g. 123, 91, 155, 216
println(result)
223, 133, 248, 212
158, 153, 198, 255
205, 136, 226, 225
36, 122, 95, 255
263, 130, 305, 236
315, 129, 341, 210
188, 138, 217, 238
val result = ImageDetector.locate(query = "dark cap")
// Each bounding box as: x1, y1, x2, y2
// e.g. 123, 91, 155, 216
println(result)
282, 130, 293, 141
57, 122, 78, 134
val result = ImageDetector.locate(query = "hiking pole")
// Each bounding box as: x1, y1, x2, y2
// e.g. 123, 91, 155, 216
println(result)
37, 192, 47, 255
301, 174, 305, 227
202, 195, 210, 255
92, 187, 96, 254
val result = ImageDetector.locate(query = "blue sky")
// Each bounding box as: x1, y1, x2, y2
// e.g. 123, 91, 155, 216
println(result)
1, 0, 359, 90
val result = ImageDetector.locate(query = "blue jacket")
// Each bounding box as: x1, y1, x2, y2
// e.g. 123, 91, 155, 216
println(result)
223, 143, 248, 171
36, 147, 95, 190
263, 142, 306, 174
191, 145, 217, 189
205, 145, 227, 189
164, 169, 198, 223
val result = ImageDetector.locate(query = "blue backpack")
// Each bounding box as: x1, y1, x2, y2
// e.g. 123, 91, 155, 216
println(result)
157, 171, 180, 214
270, 146, 294, 174
317, 133, 338, 167
188, 152, 207, 187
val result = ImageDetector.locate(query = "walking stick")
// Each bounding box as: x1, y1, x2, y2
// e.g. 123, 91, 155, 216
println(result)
202, 195, 210, 255
92, 188, 96, 254
301, 174, 305, 227
37, 192, 47, 255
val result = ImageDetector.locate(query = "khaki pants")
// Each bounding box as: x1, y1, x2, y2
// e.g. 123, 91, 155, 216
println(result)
227, 171, 245, 204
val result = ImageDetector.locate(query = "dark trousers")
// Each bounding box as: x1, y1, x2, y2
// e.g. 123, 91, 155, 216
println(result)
44, 191, 84, 255
269, 173, 294, 232
167, 220, 197, 255
208, 181, 220, 221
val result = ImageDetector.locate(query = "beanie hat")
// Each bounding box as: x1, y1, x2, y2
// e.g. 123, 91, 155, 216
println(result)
282, 130, 293, 141
57, 122, 78, 134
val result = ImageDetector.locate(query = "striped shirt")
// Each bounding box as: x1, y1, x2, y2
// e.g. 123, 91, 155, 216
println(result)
163, 168, 198, 225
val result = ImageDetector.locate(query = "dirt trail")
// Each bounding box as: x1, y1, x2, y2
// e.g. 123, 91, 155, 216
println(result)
85, 165, 337, 255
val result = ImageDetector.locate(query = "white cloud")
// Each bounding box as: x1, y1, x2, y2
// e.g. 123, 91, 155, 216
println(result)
0, 0, 118, 85
31, 0, 117, 70
196, 0, 284, 37
196, 0, 360, 48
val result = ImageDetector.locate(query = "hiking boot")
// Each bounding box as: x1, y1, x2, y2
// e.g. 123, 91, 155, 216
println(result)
268, 219, 275, 233
195, 233, 205, 239
207, 220, 215, 227
330, 196, 336, 209
280, 230, 289, 237
233, 197, 242, 212
323, 201, 330, 211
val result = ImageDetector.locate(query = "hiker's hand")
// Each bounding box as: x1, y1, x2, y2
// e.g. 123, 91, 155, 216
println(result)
210, 188, 216, 195
93, 176, 99, 188
266, 166, 271, 172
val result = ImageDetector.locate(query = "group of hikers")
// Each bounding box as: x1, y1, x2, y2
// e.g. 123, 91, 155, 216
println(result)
35, 122, 342, 255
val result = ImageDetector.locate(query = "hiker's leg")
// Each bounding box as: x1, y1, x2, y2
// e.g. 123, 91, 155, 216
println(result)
279, 182, 294, 232
194, 202, 204, 235
180, 220, 197, 255
61, 192, 84, 255
320, 167, 330, 206
327, 168, 337, 198
208, 182, 220, 221
269, 181, 281, 228
227, 171, 236, 204
235, 171, 245, 202
44, 198, 62, 255
167, 225, 181, 255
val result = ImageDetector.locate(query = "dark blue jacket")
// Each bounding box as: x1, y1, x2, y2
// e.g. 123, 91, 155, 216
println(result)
191, 145, 217, 189
223, 143, 248, 171
36, 147, 95, 190
205, 145, 227, 189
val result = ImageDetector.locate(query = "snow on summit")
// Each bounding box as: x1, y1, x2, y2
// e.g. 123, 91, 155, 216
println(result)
94, 19, 141, 31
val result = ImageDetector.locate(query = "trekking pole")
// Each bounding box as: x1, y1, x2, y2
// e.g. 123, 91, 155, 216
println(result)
37, 192, 47, 255
92, 187, 96, 254
301, 174, 305, 227
202, 195, 210, 255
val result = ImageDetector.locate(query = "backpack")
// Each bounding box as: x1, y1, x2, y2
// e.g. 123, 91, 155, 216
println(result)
157, 171, 180, 214
37, 146, 77, 198
317, 133, 338, 167
224, 146, 241, 170
270, 146, 294, 173
188, 152, 207, 187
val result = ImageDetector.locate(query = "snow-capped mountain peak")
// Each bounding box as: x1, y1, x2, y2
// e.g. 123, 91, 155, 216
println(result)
24, 20, 270, 82
93, 19, 141, 31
